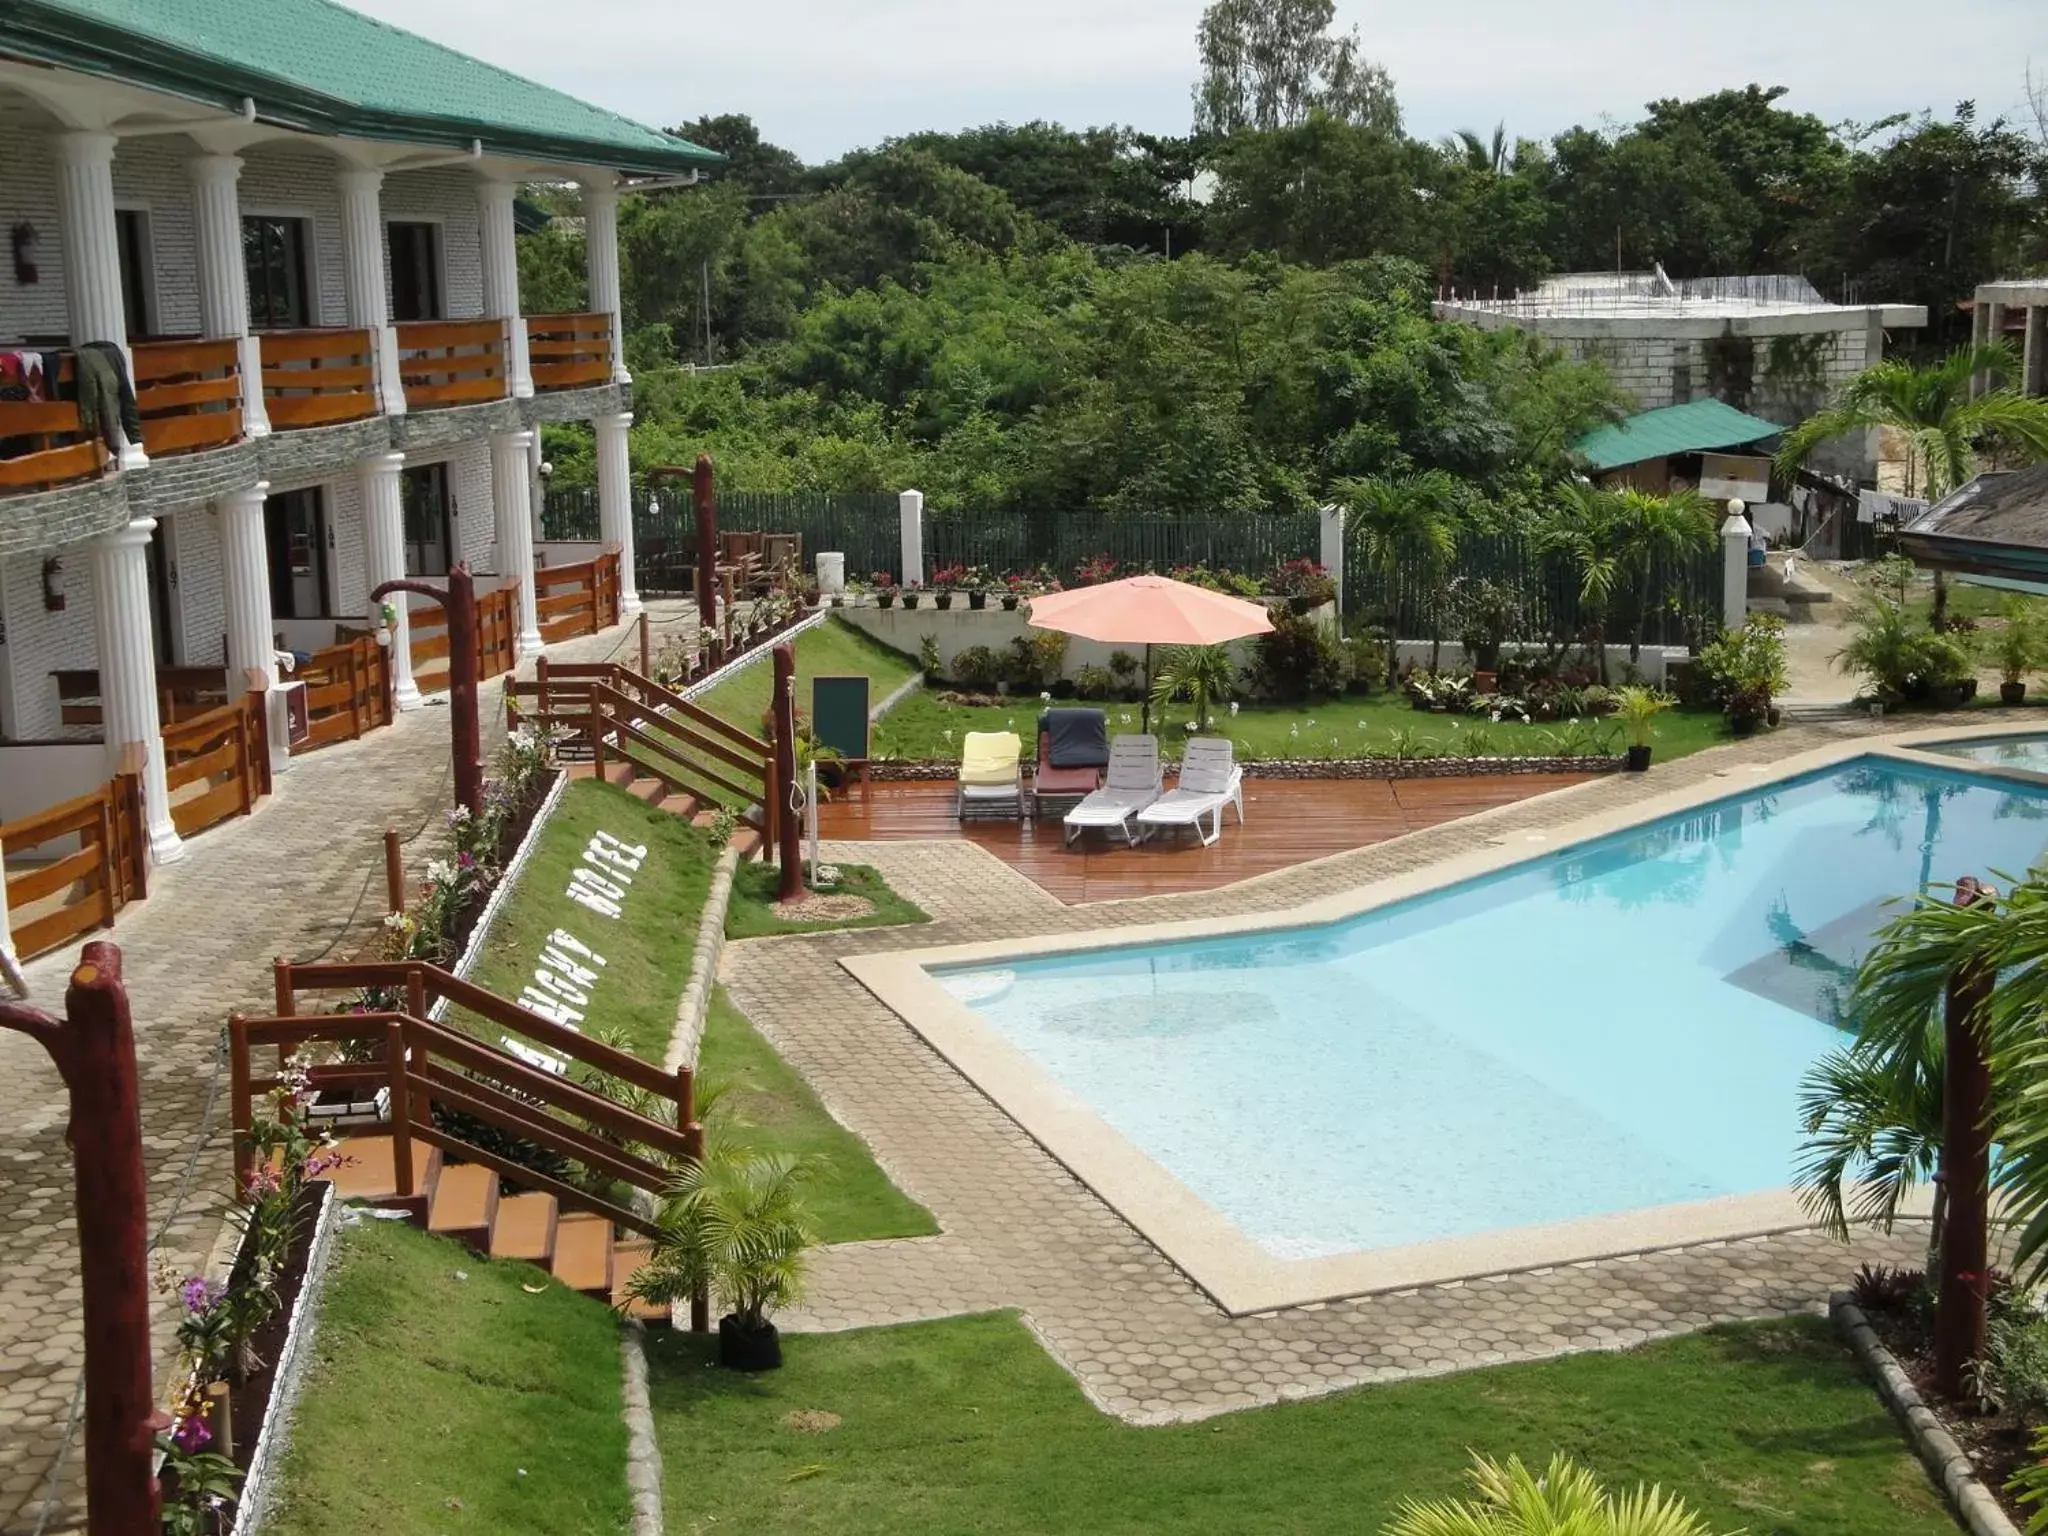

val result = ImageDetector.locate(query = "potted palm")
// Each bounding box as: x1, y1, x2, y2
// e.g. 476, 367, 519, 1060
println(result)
1614, 685, 1675, 771
1996, 597, 2040, 706
628, 1143, 818, 1372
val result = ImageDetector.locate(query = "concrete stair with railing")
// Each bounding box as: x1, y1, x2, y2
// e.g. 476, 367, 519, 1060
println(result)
312, 1132, 668, 1319
572, 758, 765, 859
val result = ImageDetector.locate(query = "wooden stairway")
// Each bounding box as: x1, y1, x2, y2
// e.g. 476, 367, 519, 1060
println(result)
573, 758, 765, 860
314, 1133, 665, 1318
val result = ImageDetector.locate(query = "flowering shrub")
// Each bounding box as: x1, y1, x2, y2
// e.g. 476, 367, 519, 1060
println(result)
1070, 553, 1124, 587
869, 570, 896, 590
931, 563, 967, 590
1272, 558, 1336, 604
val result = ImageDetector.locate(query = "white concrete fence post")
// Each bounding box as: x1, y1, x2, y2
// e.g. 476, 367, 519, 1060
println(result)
1720, 506, 1753, 634
1319, 502, 1346, 617
899, 489, 925, 588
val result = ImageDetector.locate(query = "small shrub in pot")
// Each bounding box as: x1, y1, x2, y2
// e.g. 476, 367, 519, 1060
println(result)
1615, 685, 1675, 770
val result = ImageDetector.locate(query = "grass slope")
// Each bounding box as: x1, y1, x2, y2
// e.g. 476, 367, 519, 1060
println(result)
725, 860, 930, 940
463, 778, 717, 1062
268, 1219, 629, 1536
648, 1311, 1949, 1536
874, 691, 1731, 765
701, 617, 919, 739
697, 986, 937, 1242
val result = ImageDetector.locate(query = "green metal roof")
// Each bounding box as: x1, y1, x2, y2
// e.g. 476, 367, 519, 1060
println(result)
3, 0, 722, 176
1573, 399, 1786, 474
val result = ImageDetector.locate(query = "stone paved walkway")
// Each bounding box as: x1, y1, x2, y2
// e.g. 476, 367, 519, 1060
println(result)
727, 720, 1926, 1425
0, 605, 694, 1536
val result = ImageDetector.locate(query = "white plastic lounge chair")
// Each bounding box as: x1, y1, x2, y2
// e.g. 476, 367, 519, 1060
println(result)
1062, 735, 1161, 846
955, 730, 1025, 820
1136, 736, 1244, 847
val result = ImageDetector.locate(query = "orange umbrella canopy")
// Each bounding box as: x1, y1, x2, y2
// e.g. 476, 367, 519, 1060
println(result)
1025, 574, 1274, 646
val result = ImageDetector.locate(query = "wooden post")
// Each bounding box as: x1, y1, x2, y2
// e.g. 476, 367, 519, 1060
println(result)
638, 610, 652, 679
772, 644, 804, 900
683, 1118, 710, 1333
383, 830, 405, 917
0, 944, 168, 1533
272, 958, 295, 1017
692, 454, 718, 635
228, 1013, 252, 1188
387, 1019, 414, 1201
1936, 875, 1997, 1399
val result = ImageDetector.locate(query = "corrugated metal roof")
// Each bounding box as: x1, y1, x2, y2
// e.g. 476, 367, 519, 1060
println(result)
5, 0, 721, 175
1573, 399, 1786, 473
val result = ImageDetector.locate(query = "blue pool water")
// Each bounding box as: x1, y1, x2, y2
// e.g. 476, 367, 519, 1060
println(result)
1929, 734, 2048, 772
935, 759, 2048, 1260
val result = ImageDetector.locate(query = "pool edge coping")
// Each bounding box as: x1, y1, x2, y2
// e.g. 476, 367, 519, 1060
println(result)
839, 722, 2014, 1314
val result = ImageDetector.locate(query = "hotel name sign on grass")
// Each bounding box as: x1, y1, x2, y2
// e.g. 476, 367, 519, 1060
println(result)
500, 829, 645, 1076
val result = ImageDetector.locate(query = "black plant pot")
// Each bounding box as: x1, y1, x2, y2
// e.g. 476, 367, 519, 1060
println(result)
902, 593, 920, 609
968, 590, 988, 611
719, 1314, 782, 1371
1001, 596, 1020, 611
1729, 712, 1761, 738
1286, 595, 1312, 615
2004, 680, 2028, 706
935, 593, 955, 610
1625, 744, 1652, 772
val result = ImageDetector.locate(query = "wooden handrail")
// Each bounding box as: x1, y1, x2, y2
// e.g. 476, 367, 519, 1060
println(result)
409, 1123, 658, 1238
526, 312, 612, 393
395, 318, 508, 410
131, 337, 243, 458
0, 773, 146, 959
259, 327, 378, 429
0, 350, 105, 492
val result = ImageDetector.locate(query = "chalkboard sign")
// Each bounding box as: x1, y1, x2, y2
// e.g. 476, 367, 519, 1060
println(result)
811, 674, 871, 766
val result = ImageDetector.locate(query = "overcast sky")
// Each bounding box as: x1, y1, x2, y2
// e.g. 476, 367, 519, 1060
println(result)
364, 0, 2047, 163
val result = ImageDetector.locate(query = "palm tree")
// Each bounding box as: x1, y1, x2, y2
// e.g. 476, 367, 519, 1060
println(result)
1535, 481, 1626, 681
1150, 644, 1235, 732
1440, 123, 1509, 174
1339, 471, 1467, 673
1384, 1453, 1734, 1536
1612, 489, 1714, 663
1776, 343, 2048, 623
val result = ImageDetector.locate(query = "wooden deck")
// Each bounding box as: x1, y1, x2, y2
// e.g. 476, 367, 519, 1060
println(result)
816, 773, 1595, 903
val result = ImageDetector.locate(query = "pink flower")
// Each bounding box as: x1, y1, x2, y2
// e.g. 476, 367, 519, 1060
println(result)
179, 1276, 222, 1315
243, 1165, 282, 1199
172, 1415, 212, 1453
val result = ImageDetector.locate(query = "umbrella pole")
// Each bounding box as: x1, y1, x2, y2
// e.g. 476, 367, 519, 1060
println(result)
1142, 643, 1152, 735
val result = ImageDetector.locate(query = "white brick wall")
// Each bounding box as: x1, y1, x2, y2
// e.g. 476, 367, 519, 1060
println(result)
111, 138, 200, 336
382, 169, 486, 320
168, 501, 227, 665
326, 473, 369, 618
0, 122, 69, 340
0, 548, 101, 740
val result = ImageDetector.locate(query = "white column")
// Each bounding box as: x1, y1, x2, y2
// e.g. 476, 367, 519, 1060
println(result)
594, 410, 640, 616
491, 428, 543, 653
337, 167, 405, 415
477, 178, 533, 398
218, 480, 291, 774
1318, 502, 1346, 617
91, 519, 183, 864
898, 489, 925, 588
1971, 300, 1993, 398
52, 129, 146, 470
188, 152, 271, 440
582, 178, 629, 384
359, 450, 421, 710
2025, 305, 2047, 398
1720, 506, 1752, 634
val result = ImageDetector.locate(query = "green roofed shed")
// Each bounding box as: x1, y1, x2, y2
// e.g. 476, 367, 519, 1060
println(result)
2, 0, 722, 176
1573, 399, 1786, 474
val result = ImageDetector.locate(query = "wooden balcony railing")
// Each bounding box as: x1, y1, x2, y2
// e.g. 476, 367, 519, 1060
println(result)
407, 582, 520, 695
525, 312, 612, 392
395, 319, 509, 410
0, 352, 106, 494
162, 691, 270, 838
0, 773, 147, 961
260, 327, 379, 429
132, 337, 243, 458
54, 667, 234, 732
292, 636, 393, 754
534, 551, 621, 644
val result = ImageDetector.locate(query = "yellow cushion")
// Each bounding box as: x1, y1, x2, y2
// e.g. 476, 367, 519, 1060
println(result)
960, 731, 1022, 785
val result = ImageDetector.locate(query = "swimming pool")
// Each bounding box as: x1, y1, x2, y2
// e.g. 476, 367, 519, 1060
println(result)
1927, 733, 2048, 773
864, 755, 2048, 1307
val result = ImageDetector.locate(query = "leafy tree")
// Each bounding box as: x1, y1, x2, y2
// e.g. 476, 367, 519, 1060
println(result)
1340, 470, 1466, 665
1535, 482, 1629, 680
672, 113, 807, 198
1192, 0, 1399, 137
1207, 116, 1427, 266
1613, 489, 1715, 662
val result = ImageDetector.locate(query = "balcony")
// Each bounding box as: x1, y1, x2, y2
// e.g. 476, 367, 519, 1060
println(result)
526, 313, 613, 392
0, 352, 106, 494
132, 337, 244, 458
260, 327, 380, 430
396, 319, 509, 410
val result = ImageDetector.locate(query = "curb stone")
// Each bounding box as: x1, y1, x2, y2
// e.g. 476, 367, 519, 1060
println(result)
1832, 1293, 2023, 1536
666, 844, 740, 1073
619, 1320, 664, 1536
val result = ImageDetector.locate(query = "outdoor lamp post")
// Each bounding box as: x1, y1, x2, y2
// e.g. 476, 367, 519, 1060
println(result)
371, 565, 484, 820
0, 944, 167, 1535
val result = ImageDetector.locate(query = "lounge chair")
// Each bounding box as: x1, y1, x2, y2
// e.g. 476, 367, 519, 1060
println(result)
1031, 708, 1110, 818
956, 730, 1025, 820
1136, 736, 1244, 847
1062, 734, 1162, 846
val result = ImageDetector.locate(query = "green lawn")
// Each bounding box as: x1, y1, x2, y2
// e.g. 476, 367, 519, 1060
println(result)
700, 616, 920, 738
462, 777, 718, 1062
725, 859, 930, 940
873, 690, 1732, 765
697, 986, 937, 1242
268, 1219, 629, 1536
647, 1311, 1950, 1536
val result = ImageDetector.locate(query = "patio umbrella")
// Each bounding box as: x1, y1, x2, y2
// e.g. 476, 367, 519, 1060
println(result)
1026, 574, 1274, 734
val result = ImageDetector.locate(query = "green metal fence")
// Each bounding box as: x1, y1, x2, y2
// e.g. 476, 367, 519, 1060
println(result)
1343, 528, 1722, 651
924, 510, 1320, 585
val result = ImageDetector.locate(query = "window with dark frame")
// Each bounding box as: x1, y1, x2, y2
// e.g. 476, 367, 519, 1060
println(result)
386, 221, 443, 322
401, 463, 454, 577
242, 215, 313, 330
115, 210, 155, 339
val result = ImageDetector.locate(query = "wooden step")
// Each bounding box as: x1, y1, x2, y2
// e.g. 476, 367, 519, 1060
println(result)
609, 1237, 669, 1321
426, 1161, 499, 1251
489, 1191, 558, 1264
602, 759, 638, 788
623, 774, 667, 805
551, 1212, 615, 1297
659, 793, 701, 819
315, 1134, 440, 1207
729, 827, 763, 860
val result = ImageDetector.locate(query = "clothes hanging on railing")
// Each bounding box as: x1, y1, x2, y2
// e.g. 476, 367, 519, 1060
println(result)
0, 349, 48, 402
75, 342, 141, 452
